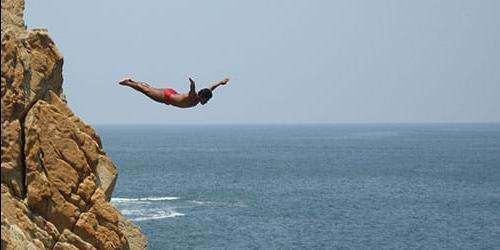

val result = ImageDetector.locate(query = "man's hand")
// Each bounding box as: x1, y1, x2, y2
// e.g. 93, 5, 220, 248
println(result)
220, 78, 230, 85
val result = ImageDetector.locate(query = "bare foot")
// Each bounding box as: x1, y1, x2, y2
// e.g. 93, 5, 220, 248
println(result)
119, 78, 133, 86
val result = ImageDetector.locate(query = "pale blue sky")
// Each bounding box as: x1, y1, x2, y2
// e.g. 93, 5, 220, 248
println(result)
25, 0, 500, 124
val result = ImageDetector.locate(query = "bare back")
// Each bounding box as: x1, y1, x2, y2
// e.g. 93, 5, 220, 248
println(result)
168, 92, 200, 108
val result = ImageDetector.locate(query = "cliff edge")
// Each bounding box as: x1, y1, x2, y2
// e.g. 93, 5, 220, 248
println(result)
1, 0, 147, 249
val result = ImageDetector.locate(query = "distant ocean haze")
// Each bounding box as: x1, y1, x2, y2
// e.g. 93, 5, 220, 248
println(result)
96, 124, 500, 249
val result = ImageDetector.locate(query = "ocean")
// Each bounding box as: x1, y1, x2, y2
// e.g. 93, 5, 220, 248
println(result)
95, 124, 500, 249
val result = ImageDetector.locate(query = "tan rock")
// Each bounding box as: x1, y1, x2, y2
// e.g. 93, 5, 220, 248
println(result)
1, 27, 27, 122
52, 242, 79, 250
68, 193, 86, 211
1, 0, 25, 33
1, 0, 147, 248
73, 212, 99, 246
77, 175, 97, 203
59, 229, 96, 250
89, 189, 119, 224
118, 214, 148, 250
1, 185, 58, 249
95, 155, 118, 200
1, 120, 24, 197
45, 91, 103, 147
95, 225, 126, 250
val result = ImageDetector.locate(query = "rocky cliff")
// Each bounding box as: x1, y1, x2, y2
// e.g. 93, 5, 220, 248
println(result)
1, 0, 147, 249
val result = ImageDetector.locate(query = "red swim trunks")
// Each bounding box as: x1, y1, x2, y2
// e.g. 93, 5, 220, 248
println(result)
163, 88, 178, 105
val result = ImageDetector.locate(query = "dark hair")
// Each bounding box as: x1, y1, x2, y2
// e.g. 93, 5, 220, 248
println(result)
198, 88, 213, 101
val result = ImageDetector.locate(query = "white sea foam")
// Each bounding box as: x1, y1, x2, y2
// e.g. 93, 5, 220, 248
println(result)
189, 200, 247, 208
130, 211, 185, 221
191, 200, 206, 205
120, 209, 144, 216
111, 196, 180, 203
142, 197, 180, 201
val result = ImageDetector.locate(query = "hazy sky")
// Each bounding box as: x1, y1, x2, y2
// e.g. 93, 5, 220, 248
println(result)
25, 0, 500, 124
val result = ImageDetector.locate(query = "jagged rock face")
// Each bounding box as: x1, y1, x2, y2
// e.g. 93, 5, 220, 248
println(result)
1, 0, 147, 249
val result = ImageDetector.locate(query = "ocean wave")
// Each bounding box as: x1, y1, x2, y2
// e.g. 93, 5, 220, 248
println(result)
130, 211, 185, 221
111, 196, 180, 203
189, 200, 247, 208
190, 200, 206, 205
120, 209, 144, 216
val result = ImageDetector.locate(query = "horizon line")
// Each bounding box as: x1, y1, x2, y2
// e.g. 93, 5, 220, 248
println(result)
91, 121, 500, 126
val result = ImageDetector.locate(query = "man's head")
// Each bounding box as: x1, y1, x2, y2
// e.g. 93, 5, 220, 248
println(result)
198, 88, 213, 105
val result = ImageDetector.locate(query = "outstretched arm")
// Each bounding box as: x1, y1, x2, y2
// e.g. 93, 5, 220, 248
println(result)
209, 78, 230, 92
189, 77, 196, 94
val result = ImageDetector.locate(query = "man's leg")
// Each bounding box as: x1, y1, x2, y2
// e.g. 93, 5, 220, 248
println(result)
119, 79, 165, 103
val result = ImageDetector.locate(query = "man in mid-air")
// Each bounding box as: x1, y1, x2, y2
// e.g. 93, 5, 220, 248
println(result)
119, 77, 229, 108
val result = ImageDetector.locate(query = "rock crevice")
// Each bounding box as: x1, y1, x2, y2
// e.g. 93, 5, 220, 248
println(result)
1, 0, 147, 249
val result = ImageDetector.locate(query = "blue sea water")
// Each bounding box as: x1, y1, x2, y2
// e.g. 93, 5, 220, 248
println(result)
95, 124, 500, 249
